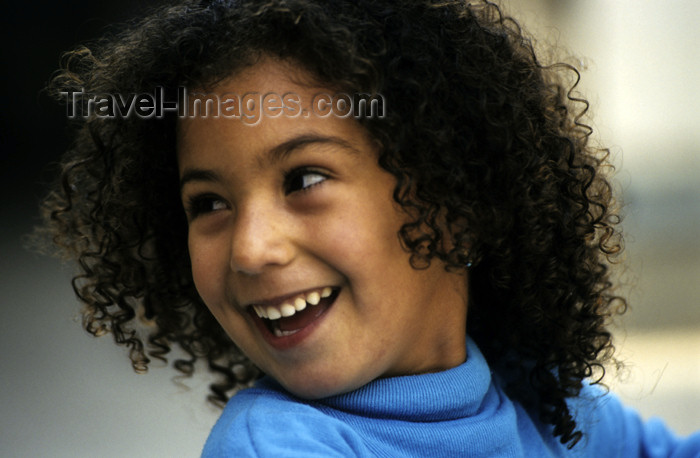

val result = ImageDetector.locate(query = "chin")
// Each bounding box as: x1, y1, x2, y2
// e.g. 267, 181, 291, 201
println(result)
276, 370, 371, 400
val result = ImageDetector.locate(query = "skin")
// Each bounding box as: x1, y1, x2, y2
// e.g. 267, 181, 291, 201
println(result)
177, 57, 469, 399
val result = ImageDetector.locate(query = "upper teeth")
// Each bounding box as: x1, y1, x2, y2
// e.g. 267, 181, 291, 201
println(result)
252, 287, 332, 320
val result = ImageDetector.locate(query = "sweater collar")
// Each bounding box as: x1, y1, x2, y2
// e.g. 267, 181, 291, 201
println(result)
317, 337, 492, 421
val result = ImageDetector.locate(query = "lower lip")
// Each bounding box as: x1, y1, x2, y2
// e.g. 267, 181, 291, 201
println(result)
251, 290, 338, 351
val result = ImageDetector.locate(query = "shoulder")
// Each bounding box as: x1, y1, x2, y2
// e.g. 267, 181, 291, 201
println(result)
571, 384, 700, 457
201, 379, 371, 458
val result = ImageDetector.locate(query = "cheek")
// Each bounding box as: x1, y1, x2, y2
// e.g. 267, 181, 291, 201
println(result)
312, 201, 407, 281
305, 211, 380, 273
188, 234, 227, 306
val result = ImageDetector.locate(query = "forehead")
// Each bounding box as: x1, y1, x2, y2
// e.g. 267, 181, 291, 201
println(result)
176, 58, 377, 175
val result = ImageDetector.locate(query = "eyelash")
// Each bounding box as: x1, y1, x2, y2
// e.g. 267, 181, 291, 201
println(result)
185, 168, 328, 219
283, 167, 328, 195
186, 193, 228, 219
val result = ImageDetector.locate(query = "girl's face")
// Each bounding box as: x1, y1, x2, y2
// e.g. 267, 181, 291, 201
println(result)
177, 58, 468, 399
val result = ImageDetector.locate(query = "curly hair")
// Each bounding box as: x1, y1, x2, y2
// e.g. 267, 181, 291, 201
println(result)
36, 0, 625, 447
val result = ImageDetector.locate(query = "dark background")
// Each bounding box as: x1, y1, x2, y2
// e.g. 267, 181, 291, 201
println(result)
1, 1, 165, 231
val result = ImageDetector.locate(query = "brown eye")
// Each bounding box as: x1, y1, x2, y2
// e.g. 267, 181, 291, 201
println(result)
186, 194, 228, 218
284, 168, 328, 195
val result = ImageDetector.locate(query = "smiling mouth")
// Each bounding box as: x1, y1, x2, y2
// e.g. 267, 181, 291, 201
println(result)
249, 287, 340, 338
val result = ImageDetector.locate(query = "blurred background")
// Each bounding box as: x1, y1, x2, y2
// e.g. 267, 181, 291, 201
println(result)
1, 1, 698, 456
504, 0, 700, 436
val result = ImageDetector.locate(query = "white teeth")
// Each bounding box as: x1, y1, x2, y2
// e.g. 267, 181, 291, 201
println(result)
306, 291, 320, 305
280, 303, 296, 317
252, 287, 334, 321
266, 307, 282, 320
273, 328, 300, 337
294, 297, 307, 311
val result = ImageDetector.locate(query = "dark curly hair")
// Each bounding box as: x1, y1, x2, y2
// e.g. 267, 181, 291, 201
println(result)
36, 0, 625, 448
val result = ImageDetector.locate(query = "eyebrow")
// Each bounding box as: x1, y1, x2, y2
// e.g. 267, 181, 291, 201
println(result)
179, 168, 222, 191
179, 133, 358, 191
262, 133, 358, 166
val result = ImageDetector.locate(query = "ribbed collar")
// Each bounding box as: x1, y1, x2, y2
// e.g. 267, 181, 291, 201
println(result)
317, 337, 491, 422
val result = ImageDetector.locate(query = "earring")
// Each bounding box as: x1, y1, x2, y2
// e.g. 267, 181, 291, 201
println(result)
456, 246, 473, 269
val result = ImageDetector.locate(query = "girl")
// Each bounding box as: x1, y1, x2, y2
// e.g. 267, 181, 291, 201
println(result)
37, 0, 700, 455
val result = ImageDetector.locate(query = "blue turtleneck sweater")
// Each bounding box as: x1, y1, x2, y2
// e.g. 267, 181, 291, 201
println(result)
202, 338, 699, 457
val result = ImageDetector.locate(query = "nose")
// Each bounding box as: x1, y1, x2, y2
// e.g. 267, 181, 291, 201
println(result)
231, 201, 294, 275
229, 200, 295, 275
